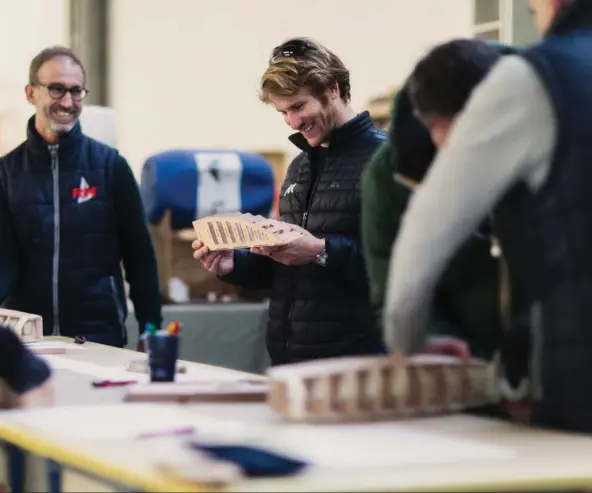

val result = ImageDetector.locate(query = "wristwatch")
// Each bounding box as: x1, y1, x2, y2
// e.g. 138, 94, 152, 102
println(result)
314, 240, 328, 267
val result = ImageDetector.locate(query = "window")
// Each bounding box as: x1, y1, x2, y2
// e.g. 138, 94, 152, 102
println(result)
477, 29, 502, 41
473, 0, 504, 41
475, 0, 500, 24
473, 0, 540, 46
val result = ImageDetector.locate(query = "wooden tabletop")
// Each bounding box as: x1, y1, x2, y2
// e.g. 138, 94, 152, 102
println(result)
1, 338, 591, 492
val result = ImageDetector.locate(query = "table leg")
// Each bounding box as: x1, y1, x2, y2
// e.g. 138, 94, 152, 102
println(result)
46, 459, 62, 493
5, 443, 25, 493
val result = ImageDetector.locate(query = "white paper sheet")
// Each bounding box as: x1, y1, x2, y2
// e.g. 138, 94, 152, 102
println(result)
7, 403, 262, 441
41, 355, 255, 384
266, 423, 517, 467
25, 340, 87, 351
42, 356, 140, 380
5, 401, 518, 468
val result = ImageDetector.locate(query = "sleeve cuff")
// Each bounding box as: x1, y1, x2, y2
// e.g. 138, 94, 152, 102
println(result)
499, 377, 530, 402
11, 351, 52, 395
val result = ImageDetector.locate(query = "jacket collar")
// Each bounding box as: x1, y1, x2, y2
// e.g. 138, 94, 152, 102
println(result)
288, 110, 374, 153
25, 115, 84, 156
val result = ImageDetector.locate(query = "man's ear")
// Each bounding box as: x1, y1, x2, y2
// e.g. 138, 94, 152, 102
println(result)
25, 84, 35, 105
328, 81, 340, 101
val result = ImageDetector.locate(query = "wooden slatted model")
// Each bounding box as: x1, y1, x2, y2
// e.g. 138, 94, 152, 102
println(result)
0, 309, 43, 342
266, 354, 499, 422
192, 213, 303, 251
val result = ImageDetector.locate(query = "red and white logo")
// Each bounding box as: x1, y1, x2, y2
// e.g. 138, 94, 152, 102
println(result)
72, 177, 96, 204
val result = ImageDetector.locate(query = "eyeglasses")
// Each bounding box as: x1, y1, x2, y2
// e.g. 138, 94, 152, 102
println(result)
34, 83, 89, 102
270, 39, 312, 63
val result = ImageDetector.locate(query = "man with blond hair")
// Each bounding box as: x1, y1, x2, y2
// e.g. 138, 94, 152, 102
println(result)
194, 37, 386, 365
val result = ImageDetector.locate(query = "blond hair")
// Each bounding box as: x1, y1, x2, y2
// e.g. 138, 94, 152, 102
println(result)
259, 37, 351, 104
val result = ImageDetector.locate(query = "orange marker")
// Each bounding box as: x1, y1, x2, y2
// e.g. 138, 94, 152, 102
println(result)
166, 320, 180, 336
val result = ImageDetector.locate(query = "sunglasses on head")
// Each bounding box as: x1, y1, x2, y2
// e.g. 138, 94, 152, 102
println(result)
270, 39, 312, 63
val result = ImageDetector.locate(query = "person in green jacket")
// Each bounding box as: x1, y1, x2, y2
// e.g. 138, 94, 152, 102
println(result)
361, 39, 514, 361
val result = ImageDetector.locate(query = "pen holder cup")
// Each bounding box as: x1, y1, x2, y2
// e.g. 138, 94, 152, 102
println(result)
147, 334, 179, 382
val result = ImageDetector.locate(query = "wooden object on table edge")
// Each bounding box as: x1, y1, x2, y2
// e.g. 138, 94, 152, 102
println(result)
0, 308, 43, 342
193, 213, 303, 251
267, 354, 499, 422
0, 308, 69, 354
155, 454, 242, 488
124, 379, 269, 404
27, 346, 67, 355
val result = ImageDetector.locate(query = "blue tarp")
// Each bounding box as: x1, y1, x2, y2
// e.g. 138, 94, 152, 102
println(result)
140, 149, 275, 231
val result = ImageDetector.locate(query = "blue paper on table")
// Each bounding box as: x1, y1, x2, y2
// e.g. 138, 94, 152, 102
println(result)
187, 442, 309, 478
140, 149, 275, 230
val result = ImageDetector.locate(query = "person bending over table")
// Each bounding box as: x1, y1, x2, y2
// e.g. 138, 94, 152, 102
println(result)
384, 0, 592, 432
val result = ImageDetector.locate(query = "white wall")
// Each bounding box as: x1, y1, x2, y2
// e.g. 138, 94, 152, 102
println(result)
0, 0, 69, 154
109, 0, 473, 176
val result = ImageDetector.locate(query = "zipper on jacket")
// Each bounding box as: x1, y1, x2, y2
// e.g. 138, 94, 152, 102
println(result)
50, 144, 60, 336
284, 155, 325, 357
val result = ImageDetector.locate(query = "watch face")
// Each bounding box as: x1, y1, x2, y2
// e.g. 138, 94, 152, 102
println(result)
317, 252, 328, 266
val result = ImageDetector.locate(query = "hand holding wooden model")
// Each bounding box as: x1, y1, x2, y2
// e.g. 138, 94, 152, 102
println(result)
192, 213, 325, 271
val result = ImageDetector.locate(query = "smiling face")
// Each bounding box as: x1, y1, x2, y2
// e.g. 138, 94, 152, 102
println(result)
25, 55, 85, 142
268, 86, 342, 147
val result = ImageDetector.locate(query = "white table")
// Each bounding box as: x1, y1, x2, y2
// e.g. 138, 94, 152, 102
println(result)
2, 338, 592, 492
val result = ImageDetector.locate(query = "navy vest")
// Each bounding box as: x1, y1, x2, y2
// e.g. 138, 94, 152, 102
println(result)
0, 117, 127, 346
494, 8, 592, 430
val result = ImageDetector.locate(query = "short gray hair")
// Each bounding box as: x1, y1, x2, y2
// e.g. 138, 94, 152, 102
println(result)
29, 46, 86, 84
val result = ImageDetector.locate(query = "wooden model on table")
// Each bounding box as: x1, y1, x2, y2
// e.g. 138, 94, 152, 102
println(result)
267, 354, 499, 422
0, 308, 43, 342
193, 213, 303, 251
0, 309, 67, 354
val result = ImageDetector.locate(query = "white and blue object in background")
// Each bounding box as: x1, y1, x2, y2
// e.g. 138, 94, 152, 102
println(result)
79, 105, 117, 147
140, 149, 275, 230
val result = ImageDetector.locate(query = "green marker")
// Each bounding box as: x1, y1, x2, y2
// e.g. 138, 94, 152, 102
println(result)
144, 322, 157, 336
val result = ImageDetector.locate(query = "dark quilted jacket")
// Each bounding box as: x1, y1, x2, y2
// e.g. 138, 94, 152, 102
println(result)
223, 111, 387, 364
494, 0, 592, 432
0, 116, 162, 346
